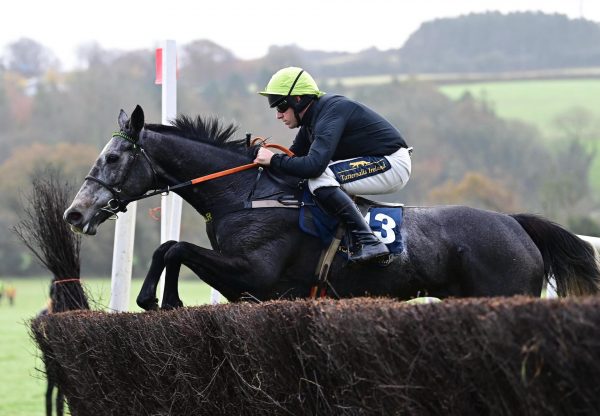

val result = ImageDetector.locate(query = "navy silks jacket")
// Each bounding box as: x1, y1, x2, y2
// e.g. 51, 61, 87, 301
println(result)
270, 94, 407, 178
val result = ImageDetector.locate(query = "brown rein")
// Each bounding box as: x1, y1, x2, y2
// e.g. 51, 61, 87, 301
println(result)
189, 141, 294, 185
106, 141, 295, 211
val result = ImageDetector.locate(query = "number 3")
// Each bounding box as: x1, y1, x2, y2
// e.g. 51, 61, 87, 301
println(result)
364, 212, 396, 244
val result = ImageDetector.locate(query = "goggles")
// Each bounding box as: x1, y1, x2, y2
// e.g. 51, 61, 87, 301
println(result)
273, 98, 291, 113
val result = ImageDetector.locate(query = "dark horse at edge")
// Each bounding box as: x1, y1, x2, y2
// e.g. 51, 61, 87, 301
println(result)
64, 106, 600, 309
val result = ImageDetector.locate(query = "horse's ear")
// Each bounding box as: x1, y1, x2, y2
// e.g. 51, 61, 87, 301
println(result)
118, 109, 129, 130
130, 105, 145, 133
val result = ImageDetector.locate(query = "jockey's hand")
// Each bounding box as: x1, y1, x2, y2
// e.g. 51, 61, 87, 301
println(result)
254, 147, 275, 166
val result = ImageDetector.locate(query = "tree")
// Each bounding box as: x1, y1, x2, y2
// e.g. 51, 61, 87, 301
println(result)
537, 107, 599, 220
427, 172, 520, 212
539, 138, 596, 220
75, 41, 120, 69
4, 37, 59, 78
568, 216, 600, 237
180, 40, 236, 88
0, 67, 12, 127
399, 12, 600, 72
553, 106, 599, 143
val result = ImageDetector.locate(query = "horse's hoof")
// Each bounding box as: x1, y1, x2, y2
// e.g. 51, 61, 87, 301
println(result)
137, 297, 159, 311
161, 299, 184, 310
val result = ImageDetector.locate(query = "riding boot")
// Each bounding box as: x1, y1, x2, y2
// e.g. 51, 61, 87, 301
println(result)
314, 186, 389, 263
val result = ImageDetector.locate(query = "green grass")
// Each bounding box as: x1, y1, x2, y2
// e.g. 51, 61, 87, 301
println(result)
439, 79, 600, 192
439, 79, 600, 138
0, 276, 214, 416
587, 141, 600, 193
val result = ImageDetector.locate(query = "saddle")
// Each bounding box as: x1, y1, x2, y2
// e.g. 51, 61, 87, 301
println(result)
299, 188, 405, 255
295, 188, 405, 298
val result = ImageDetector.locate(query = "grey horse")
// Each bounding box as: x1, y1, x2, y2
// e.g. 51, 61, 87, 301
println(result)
64, 105, 600, 309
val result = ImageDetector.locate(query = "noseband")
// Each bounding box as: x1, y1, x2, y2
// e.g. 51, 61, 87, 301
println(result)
85, 131, 160, 215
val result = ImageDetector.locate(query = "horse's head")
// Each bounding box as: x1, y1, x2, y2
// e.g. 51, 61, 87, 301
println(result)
64, 105, 156, 235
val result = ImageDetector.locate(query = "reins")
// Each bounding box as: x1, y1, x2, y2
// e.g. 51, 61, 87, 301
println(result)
88, 132, 294, 214
170, 140, 293, 186
147, 140, 293, 194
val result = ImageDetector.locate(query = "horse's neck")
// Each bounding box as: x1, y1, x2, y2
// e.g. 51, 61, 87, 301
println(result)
144, 133, 256, 212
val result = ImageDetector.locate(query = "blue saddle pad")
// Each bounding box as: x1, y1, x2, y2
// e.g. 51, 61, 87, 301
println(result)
299, 189, 404, 254
299, 189, 339, 245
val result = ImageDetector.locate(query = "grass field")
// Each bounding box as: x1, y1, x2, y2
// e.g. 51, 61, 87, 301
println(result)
438, 79, 600, 193
439, 79, 600, 138
0, 277, 214, 416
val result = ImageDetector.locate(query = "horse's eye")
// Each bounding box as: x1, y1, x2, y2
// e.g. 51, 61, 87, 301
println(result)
105, 153, 120, 164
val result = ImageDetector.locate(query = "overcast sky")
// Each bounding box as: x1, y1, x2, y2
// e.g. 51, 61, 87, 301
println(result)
3, 0, 599, 68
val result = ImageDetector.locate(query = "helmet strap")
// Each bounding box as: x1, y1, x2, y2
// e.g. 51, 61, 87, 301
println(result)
287, 70, 304, 96
291, 95, 316, 126
293, 107, 302, 126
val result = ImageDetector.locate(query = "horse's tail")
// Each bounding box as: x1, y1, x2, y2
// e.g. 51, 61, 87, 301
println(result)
510, 213, 600, 296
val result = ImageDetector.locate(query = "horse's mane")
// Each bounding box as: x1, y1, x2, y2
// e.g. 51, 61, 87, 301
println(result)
145, 115, 246, 151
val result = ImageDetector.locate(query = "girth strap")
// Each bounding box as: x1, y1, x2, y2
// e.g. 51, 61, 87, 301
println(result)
202, 196, 306, 222
251, 200, 303, 209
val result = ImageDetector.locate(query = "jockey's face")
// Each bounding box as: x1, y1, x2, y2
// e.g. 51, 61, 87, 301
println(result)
275, 97, 312, 129
276, 106, 298, 129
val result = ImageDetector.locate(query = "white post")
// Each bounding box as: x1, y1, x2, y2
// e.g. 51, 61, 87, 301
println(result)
158, 40, 182, 303
109, 202, 137, 311
157, 40, 221, 305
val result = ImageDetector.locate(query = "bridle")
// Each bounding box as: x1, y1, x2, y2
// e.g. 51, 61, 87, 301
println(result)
84, 132, 296, 220
85, 131, 161, 216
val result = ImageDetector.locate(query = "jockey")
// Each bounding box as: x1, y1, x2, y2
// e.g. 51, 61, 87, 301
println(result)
256, 66, 411, 263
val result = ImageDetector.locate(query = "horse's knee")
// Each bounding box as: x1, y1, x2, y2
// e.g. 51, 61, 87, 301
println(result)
152, 240, 178, 261
164, 241, 193, 265
159, 240, 179, 252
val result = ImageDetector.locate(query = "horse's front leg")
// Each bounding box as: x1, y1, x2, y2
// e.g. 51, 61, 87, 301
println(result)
161, 241, 277, 308
136, 240, 178, 311
45, 379, 54, 416
56, 386, 64, 416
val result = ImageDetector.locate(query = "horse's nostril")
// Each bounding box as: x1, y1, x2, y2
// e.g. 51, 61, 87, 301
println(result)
65, 210, 83, 225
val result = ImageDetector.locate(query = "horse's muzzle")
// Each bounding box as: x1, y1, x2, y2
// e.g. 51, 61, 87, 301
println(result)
63, 207, 107, 235
64, 209, 84, 228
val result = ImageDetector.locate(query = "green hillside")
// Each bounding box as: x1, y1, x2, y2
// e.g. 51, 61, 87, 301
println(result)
439, 79, 600, 192
439, 79, 600, 137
